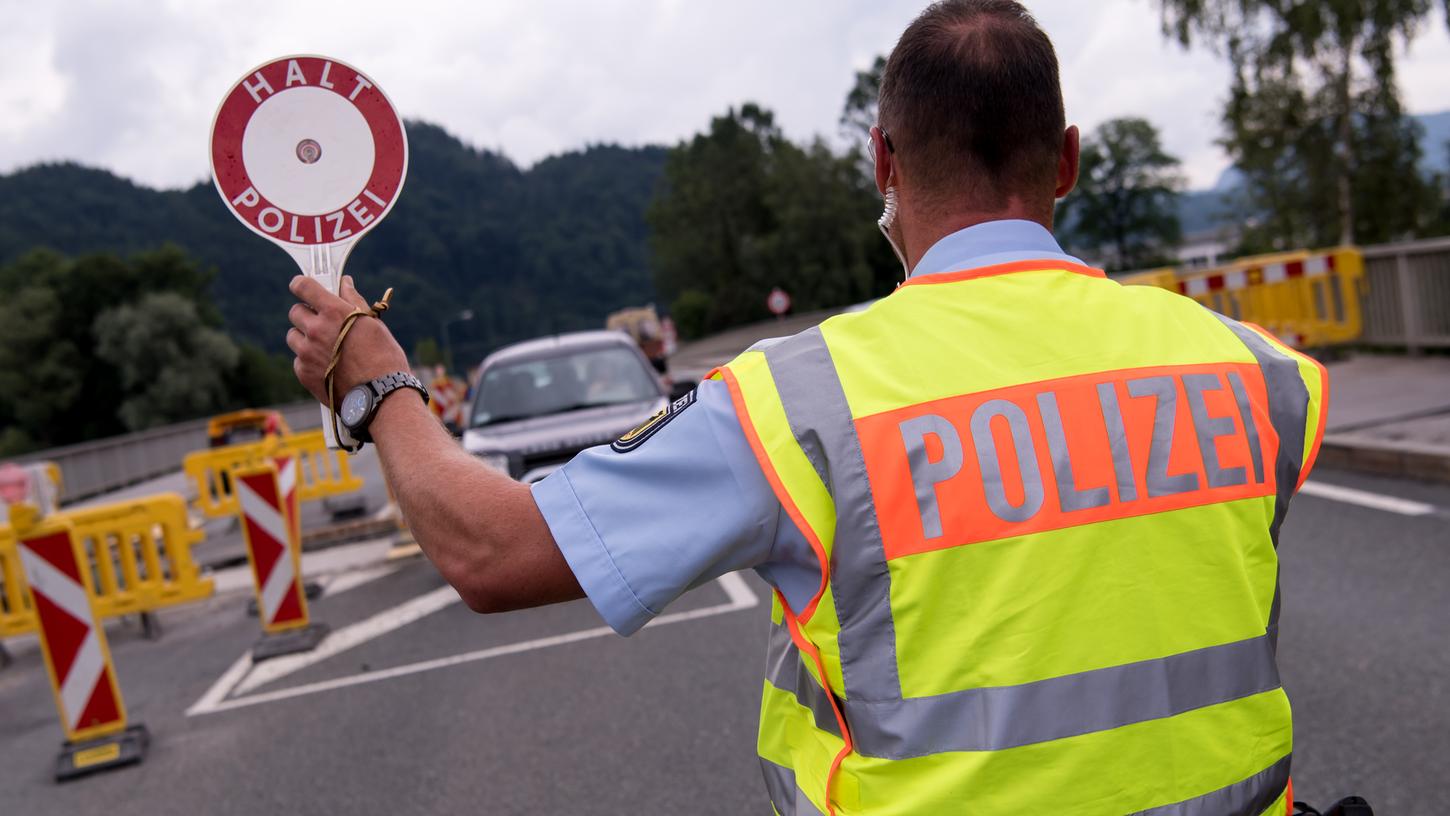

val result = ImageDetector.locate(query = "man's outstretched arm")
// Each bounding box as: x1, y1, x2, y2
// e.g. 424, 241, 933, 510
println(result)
285, 274, 584, 613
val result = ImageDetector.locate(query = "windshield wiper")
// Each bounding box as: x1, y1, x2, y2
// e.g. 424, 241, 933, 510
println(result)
474, 400, 642, 428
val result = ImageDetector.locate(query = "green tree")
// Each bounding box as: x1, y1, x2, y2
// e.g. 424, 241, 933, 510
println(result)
414, 337, 444, 368
840, 56, 886, 143
225, 345, 306, 410
0, 282, 84, 454
648, 104, 889, 337
1160, 0, 1450, 246
1058, 118, 1185, 270
93, 293, 240, 431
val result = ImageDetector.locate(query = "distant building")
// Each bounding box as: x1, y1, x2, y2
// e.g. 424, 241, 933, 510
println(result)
1175, 226, 1238, 271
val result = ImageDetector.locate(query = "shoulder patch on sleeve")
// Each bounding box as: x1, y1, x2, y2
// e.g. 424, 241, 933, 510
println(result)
612, 389, 697, 453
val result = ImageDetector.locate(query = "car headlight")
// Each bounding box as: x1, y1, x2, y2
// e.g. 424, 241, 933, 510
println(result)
477, 452, 510, 473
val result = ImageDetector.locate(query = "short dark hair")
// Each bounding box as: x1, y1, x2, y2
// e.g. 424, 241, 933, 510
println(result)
878, 0, 1065, 208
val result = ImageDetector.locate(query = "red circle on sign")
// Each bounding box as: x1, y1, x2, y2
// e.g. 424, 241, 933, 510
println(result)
767, 287, 792, 316
210, 55, 407, 247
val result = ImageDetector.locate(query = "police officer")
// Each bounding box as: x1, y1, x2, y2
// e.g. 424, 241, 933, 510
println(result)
287, 2, 1327, 812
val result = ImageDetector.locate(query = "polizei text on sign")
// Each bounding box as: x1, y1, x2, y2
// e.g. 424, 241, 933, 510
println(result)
210, 56, 406, 247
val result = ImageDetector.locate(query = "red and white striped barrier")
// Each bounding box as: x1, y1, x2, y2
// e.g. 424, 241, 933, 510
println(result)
430, 376, 468, 428
236, 462, 310, 633
1179, 253, 1335, 297
18, 529, 127, 738
275, 454, 301, 545
13, 508, 149, 779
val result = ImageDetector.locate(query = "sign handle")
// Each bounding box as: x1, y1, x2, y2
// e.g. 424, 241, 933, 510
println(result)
286, 241, 361, 450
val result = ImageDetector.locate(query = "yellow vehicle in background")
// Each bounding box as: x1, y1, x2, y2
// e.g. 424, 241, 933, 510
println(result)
207, 409, 290, 448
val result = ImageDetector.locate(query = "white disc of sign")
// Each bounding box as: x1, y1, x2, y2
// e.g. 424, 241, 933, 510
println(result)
210, 55, 408, 449
767, 287, 792, 316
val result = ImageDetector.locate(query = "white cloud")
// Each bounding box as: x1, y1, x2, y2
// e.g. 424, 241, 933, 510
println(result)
0, 0, 1447, 191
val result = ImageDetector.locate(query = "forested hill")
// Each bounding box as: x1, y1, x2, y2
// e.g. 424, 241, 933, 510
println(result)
0, 122, 667, 363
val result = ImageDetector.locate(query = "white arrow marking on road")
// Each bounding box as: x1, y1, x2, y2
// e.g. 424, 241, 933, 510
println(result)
1299, 480, 1437, 517
186, 571, 758, 717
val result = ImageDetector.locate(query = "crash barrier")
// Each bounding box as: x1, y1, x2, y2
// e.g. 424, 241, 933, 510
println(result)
0, 493, 214, 638
1361, 236, 1450, 352
9, 503, 149, 779
184, 429, 364, 519
1121, 246, 1366, 348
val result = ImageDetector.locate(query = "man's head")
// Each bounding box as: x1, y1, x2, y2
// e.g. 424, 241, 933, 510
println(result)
872, 0, 1078, 260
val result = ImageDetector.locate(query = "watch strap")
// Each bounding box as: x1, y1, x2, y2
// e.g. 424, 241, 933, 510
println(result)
350, 372, 431, 444
371, 371, 430, 405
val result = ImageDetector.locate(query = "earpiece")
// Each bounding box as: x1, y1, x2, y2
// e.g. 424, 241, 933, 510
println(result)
878, 185, 909, 282
878, 186, 899, 232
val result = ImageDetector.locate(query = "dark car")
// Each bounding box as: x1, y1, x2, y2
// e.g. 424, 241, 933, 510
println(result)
462, 331, 686, 482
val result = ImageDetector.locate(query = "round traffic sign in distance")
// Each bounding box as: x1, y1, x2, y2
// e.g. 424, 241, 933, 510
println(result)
210, 55, 407, 249
767, 287, 792, 316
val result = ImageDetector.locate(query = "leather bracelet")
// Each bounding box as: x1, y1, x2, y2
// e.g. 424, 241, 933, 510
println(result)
324, 287, 394, 453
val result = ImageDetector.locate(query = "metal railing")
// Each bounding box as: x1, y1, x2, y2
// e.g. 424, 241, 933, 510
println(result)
13, 401, 322, 504
1361, 236, 1450, 352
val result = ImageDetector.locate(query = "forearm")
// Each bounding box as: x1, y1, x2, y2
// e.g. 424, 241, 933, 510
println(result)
368, 391, 583, 612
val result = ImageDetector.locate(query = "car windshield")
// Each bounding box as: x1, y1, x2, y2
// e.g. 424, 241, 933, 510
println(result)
471, 345, 659, 427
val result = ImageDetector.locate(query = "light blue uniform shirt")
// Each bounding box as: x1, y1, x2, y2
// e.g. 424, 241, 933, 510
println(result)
531, 219, 1085, 635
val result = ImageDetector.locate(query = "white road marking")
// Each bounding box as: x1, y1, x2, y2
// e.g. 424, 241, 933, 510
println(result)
320, 563, 400, 598
186, 571, 759, 716
1300, 480, 1437, 517
185, 650, 255, 717
234, 584, 463, 695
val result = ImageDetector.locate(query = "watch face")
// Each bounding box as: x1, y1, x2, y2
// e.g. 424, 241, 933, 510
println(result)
341, 387, 371, 429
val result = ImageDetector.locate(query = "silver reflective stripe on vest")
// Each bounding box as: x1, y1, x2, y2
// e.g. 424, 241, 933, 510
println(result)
1133, 752, 1291, 816
843, 633, 1280, 759
761, 759, 827, 816
1213, 314, 1308, 655
765, 618, 842, 737
764, 327, 902, 702
1211, 314, 1309, 546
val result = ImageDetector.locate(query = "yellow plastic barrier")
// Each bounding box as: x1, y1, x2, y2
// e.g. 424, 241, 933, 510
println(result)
0, 531, 29, 637
0, 493, 214, 638
183, 429, 364, 518
1117, 267, 1177, 289
1126, 247, 1366, 348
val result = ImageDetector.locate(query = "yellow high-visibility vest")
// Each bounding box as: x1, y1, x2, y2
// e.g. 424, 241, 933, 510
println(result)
713, 259, 1328, 815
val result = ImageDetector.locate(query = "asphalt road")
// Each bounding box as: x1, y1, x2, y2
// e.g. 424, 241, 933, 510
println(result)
1, 466, 1445, 815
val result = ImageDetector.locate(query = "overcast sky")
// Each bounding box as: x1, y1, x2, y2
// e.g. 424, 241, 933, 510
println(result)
3, 0, 1449, 192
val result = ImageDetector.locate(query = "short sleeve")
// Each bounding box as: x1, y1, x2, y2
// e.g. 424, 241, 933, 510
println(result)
531, 379, 784, 635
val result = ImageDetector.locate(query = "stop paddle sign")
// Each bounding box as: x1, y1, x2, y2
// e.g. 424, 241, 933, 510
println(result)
209, 55, 408, 449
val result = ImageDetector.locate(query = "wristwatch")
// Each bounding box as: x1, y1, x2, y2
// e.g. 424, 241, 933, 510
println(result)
339, 371, 430, 444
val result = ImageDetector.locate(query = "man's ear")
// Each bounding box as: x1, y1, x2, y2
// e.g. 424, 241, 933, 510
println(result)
1055, 125, 1080, 199
873, 127, 894, 196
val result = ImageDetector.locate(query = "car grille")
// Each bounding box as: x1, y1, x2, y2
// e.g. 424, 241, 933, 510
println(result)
515, 429, 624, 481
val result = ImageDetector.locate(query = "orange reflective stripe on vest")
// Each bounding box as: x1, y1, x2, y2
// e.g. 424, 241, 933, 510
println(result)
860, 361, 1279, 557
